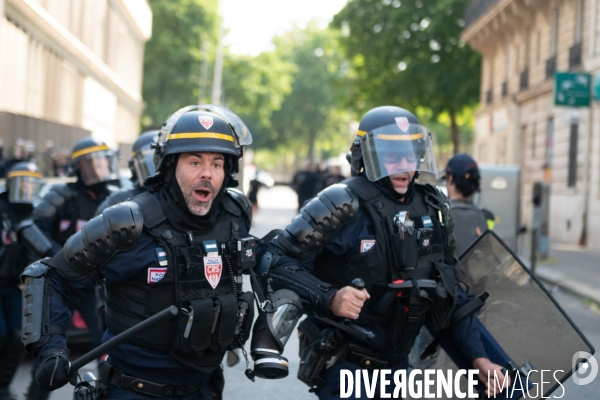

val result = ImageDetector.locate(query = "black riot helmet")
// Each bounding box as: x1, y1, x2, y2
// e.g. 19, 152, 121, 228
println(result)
70, 137, 120, 186
151, 105, 252, 186
349, 106, 438, 181
6, 161, 44, 204
129, 130, 159, 187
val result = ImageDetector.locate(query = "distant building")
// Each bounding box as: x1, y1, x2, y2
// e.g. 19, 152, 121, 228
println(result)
463, 0, 600, 249
0, 0, 151, 165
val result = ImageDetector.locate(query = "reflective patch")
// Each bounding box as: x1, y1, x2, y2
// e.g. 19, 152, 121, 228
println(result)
199, 116, 213, 130
361, 240, 376, 253
59, 220, 71, 232
148, 268, 167, 284
155, 247, 168, 266
395, 117, 409, 132
76, 219, 87, 232
204, 255, 222, 289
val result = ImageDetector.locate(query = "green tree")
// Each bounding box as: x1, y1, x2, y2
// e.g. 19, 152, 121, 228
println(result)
221, 51, 295, 148
141, 0, 218, 131
268, 23, 353, 163
333, 0, 480, 154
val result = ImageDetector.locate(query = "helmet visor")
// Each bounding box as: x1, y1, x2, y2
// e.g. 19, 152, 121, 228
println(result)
7, 175, 43, 204
132, 148, 156, 184
78, 150, 120, 186
361, 123, 438, 181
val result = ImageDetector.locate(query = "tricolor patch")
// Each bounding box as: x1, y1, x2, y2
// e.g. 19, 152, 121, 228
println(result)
59, 220, 71, 232
155, 247, 168, 266
199, 116, 213, 130
204, 255, 222, 289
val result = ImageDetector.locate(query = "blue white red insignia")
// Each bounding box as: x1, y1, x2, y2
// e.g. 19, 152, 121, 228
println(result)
155, 247, 168, 266
59, 220, 71, 232
395, 117, 409, 132
148, 268, 167, 284
76, 219, 87, 232
204, 255, 222, 289
199, 116, 213, 130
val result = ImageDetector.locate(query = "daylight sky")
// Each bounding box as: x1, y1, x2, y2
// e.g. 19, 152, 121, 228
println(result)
221, 0, 349, 55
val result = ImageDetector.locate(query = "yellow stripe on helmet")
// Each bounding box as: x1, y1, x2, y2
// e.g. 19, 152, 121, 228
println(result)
168, 132, 234, 142
7, 171, 43, 179
376, 133, 424, 140
71, 144, 110, 159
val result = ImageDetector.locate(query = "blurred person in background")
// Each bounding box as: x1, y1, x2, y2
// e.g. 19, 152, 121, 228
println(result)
321, 164, 345, 189
247, 175, 264, 216
0, 162, 44, 400
444, 154, 494, 256
53, 148, 70, 177
24, 141, 37, 163
41, 141, 56, 178
0, 139, 26, 178
94, 130, 159, 215
25, 137, 119, 400
291, 162, 320, 211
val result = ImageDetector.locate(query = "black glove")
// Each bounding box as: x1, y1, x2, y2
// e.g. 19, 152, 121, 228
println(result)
35, 348, 76, 391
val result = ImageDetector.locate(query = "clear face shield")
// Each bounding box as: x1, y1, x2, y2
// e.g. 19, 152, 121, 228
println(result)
131, 148, 156, 184
77, 150, 120, 186
7, 174, 43, 204
248, 289, 303, 380
361, 123, 438, 182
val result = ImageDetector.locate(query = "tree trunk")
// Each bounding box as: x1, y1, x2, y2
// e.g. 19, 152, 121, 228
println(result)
450, 111, 460, 155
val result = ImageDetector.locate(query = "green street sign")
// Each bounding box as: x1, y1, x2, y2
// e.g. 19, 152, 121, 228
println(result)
554, 72, 590, 107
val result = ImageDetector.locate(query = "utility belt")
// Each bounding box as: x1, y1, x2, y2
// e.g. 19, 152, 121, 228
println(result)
297, 319, 395, 391
171, 291, 254, 356
99, 362, 212, 398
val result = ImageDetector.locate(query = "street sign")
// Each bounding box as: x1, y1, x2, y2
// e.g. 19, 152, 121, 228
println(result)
554, 72, 591, 107
594, 71, 600, 101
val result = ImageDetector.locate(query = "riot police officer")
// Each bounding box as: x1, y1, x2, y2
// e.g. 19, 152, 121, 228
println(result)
95, 130, 159, 215
266, 106, 509, 399
0, 162, 44, 400
24, 137, 120, 400
444, 153, 494, 256
21, 105, 259, 399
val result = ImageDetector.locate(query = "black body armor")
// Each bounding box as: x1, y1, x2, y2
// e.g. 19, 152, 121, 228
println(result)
0, 193, 34, 285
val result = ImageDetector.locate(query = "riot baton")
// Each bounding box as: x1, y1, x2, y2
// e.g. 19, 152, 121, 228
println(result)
70, 305, 178, 371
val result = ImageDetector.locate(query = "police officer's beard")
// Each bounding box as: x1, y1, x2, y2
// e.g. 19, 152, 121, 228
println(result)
377, 172, 417, 202
160, 173, 228, 233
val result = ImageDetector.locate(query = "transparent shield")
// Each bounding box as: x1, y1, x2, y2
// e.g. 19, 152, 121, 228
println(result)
7, 176, 43, 204
78, 150, 120, 186
411, 231, 594, 399
132, 149, 156, 183
361, 124, 438, 181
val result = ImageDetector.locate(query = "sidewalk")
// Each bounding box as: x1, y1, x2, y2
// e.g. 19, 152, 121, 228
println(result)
532, 243, 600, 305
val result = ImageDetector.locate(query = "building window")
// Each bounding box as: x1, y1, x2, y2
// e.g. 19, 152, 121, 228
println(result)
568, 122, 578, 187
550, 8, 559, 57
506, 43, 512, 79
575, 0, 584, 44
545, 118, 554, 167
537, 31, 541, 64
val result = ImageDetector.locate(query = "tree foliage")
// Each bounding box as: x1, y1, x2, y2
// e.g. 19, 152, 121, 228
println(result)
332, 0, 480, 153
141, 0, 219, 131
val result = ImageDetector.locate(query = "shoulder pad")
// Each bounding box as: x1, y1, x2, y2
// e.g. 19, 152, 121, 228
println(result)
21, 258, 51, 280
63, 201, 144, 274
32, 183, 75, 219
418, 183, 447, 206
226, 188, 252, 227
95, 189, 137, 216
276, 183, 359, 260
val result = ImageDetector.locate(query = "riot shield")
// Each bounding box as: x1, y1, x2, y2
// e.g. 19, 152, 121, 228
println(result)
411, 230, 595, 399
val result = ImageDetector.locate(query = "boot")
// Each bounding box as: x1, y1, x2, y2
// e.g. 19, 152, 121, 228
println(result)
0, 331, 25, 400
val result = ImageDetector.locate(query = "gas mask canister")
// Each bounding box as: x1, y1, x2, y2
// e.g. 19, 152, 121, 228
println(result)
245, 287, 303, 380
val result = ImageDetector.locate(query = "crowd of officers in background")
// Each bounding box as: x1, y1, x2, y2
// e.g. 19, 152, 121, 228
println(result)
0, 139, 71, 180
291, 163, 346, 211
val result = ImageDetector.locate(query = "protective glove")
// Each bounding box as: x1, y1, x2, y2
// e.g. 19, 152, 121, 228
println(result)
35, 348, 77, 391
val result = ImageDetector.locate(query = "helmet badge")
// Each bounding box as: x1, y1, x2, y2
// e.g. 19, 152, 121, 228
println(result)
395, 117, 409, 132
199, 116, 214, 130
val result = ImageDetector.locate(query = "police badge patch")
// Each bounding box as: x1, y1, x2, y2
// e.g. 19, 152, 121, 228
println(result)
155, 247, 168, 266
204, 255, 222, 289
148, 268, 167, 284
395, 117, 409, 132
199, 116, 213, 130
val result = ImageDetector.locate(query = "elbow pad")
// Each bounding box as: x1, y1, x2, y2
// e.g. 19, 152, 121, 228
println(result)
268, 264, 337, 318
61, 201, 144, 275
276, 183, 358, 260
16, 219, 53, 257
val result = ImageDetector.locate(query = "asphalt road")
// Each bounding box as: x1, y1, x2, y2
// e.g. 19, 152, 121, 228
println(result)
9, 185, 600, 399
